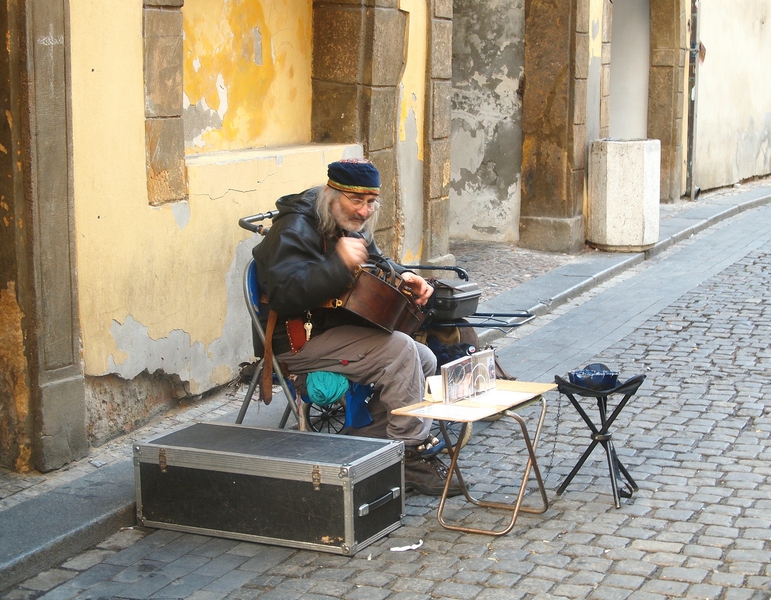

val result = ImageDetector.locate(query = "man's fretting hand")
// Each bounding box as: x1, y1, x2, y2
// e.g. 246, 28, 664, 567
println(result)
400, 272, 434, 307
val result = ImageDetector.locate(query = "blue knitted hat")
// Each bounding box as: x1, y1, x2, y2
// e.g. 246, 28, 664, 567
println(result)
327, 159, 380, 194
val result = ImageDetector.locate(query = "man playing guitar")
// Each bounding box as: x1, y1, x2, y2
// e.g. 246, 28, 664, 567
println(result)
253, 158, 461, 496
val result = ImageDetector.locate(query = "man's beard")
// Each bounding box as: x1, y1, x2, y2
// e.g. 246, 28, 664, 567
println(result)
341, 215, 367, 232
331, 201, 368, 233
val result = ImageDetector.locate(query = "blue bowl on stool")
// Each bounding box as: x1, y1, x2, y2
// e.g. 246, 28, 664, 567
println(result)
568, 363, 619, 391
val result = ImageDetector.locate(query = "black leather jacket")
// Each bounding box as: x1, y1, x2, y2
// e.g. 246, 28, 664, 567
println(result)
252, 187, 403, 355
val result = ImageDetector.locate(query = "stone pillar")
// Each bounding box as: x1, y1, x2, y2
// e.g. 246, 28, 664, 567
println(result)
312, 1, 404, 255
5, 0, 88, 471
649, 0, 688, 202
519, 0, 588, 253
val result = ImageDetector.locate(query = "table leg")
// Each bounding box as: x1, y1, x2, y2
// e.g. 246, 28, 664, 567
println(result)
434, 397, 549, 536
437, 421, 474, 502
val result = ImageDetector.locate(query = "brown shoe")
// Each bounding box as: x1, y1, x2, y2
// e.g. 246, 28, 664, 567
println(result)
404, 447, 464, 497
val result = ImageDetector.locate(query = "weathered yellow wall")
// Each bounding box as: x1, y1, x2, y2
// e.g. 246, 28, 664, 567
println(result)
398, 0, 426, 160
70, 1, 357, 395
398, 0, 427, 264
70, 0, 148, 373
183, 0, 313, 152
0, 282, 31, 471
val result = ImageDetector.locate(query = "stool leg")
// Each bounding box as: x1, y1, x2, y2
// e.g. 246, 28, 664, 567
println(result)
603, 438, 639, 507
278, 402, 293, 429
602, 439, 622, 509
616, 459, 638, 491
556, 439, 600, 496
556, 381, 641, 507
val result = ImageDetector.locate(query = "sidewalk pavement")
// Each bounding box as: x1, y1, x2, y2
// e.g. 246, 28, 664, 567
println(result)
1, 178, 770, 594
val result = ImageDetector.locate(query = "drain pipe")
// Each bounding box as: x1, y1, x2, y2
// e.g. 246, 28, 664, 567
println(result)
685, 0, 702, 201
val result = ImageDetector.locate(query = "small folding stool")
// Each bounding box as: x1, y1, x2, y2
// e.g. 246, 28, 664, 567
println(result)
553, 373, 645, 508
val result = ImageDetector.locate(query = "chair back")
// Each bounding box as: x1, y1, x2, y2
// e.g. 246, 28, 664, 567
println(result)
243, 257, 266, 345
238, 255, 363, 433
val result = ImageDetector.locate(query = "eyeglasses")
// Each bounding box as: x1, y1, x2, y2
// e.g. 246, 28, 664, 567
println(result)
340, 191, 381, 211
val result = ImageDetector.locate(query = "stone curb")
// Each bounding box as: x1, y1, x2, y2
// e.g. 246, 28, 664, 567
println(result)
0, 462, 136, 592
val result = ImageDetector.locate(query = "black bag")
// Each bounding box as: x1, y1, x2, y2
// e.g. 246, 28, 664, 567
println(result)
419, 322, 516, 380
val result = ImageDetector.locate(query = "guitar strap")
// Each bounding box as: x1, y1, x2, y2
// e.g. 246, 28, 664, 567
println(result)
260, 309, 278, 405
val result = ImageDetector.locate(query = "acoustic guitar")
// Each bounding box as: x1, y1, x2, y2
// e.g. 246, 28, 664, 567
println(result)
332, 261, 426, 335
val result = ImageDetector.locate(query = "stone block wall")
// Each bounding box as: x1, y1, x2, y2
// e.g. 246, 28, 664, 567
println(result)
600, 2, 612, 139
312, 0, 451, 262
143, 1, 186, 206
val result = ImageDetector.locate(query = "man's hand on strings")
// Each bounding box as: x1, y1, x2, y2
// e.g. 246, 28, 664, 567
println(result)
401, 272, 434, 307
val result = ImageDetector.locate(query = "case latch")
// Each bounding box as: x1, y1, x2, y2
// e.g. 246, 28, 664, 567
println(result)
158, 448, 167, 473
312, 465, 321, 491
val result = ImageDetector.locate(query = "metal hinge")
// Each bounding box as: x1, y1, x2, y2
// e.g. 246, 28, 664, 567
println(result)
312, 465, 321, 491
158, 448, 167, 473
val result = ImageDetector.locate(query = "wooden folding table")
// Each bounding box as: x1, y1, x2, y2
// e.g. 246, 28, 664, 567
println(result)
393, 380, 556, 536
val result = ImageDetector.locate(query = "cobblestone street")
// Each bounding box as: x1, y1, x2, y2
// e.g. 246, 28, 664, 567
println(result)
450, 241, 577, 304
2, 189, 771, 599
496, 242, 771, 598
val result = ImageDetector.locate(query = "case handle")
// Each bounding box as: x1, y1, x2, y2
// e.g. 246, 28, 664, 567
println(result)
358, 486, 401, 517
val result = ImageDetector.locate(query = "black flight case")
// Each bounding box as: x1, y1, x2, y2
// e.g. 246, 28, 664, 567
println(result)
134, 422, 404, 555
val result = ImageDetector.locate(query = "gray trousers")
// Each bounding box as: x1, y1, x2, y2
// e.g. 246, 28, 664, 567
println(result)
277, 325, 436, 446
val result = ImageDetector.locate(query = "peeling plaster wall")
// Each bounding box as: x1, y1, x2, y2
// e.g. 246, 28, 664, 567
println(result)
694, 0, 771, 189
397, 0, 427, 263
105, 238, 254, 390
86, 370, 188, 446
183, 0, 313, 152
449, 0, 525, 242
70, 2, 359, 440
